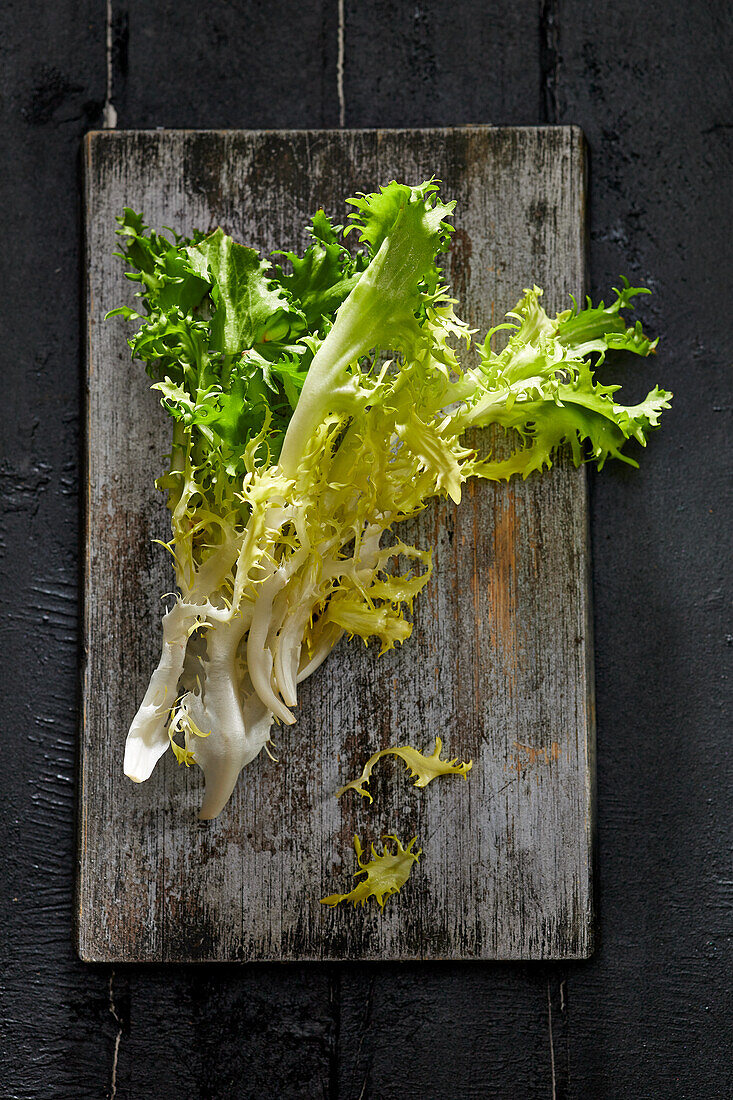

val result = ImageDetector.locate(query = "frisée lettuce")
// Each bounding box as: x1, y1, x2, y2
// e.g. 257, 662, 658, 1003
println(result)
109, 181, 671, 819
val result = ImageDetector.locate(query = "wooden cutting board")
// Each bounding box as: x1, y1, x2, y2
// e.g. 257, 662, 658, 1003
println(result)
78, 126, 594, 962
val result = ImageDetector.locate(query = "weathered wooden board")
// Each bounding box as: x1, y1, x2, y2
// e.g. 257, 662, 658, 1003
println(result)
78, 126, 593, 961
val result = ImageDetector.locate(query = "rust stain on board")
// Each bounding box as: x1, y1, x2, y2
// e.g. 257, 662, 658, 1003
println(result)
505, 740, 562, 775
487, 490, 520, 682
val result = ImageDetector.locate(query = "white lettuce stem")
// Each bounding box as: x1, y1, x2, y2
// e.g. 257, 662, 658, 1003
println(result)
296, 623, 345, 683
246, 567, 298, 725
272, 569, 322, 707
194, 616, 259, 820
124, 601, 198, 782
273, 601, 314, 706
268, 536, 339, 707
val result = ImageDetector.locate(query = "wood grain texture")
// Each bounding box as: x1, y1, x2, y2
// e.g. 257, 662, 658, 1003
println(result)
78, 125, 592, 962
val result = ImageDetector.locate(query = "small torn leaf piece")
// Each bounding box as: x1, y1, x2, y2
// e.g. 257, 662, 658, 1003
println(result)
336, 736, 473, 804
320, 835, 421, 910
168, 694, 211, 767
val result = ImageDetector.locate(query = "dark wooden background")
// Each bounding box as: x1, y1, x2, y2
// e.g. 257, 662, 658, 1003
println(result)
1, 1, 730, 1097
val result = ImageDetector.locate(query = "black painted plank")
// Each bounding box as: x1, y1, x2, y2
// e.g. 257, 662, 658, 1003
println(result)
556, 2, 733, 1097
116, 0, 341, 130
337, 963, 567, 1098
0, 3, 113, 1098
1, 0, 731, 1096
98, 964, 335, 1100
343, 1, 543, 128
